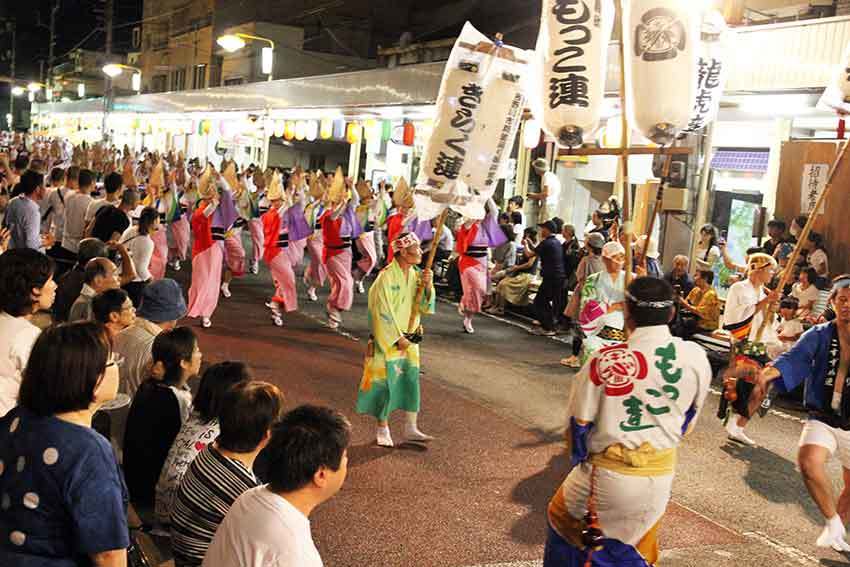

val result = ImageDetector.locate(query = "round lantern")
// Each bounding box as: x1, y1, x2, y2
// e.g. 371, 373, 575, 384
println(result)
320, 119, 333, 139
305, 120, 319, 141
272, 120, 285, 138
381, 120, 392, 141
363, 119, 378, 141
523, 118, 542, 149
402, 121, 415, 146
346, 122, 361, 144
681, 10, 731, 134
284, 121, 296, 140
295, 121, 307, 141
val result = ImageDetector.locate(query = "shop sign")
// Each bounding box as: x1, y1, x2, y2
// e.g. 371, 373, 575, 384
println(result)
801, 163, 829, 215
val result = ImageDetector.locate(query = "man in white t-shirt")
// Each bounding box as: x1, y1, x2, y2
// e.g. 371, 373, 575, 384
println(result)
61, 168, 95, 254
721, 253, 780, 446
203, 405, 350, 567
528, 157, 561, 224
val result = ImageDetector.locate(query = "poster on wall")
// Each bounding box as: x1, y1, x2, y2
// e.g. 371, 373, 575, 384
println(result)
801, 163, 829, 215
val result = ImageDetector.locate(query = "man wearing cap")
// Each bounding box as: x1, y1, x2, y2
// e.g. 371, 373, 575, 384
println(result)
545, 277, 711, 567
721, 252, 781, 446
750, 275, 850, 552
523, 219, 566, 336
356, 232, 435, 448
575, 241, 629, 363
114, 278, 188, 398
528, 158, 561, 224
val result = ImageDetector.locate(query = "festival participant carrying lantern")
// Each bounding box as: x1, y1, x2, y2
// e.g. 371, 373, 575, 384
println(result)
531, 0, 615, 147
681, 10, 731, 134
624, 0, 700, 144
415, 22, 530, 221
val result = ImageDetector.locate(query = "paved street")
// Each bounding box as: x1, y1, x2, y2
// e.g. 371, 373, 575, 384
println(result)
175, 257, 850, 567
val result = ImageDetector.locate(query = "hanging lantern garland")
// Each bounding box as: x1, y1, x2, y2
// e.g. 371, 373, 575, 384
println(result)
402, 121, 415, 146
295, 121, 307, 141
284, 121, 296, 141
346, 122, 362, 144
320, 119, 334, 139
532, 0, 615, 147
381, 120, 393, 142
624, 0, 701, 145
306, 120, 319, 141
332, 119, 346, 140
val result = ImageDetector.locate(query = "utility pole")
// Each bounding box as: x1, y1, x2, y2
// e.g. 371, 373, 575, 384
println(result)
102, 0, 113, 142
8, 21, 15, 130
48, 1, 59, 94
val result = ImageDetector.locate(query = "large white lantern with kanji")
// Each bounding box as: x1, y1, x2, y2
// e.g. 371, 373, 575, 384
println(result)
624, 0, 700, 144
531, 0, 615, 147
681, 10, 731, 134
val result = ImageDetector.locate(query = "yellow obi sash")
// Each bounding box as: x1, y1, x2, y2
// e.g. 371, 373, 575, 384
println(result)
589, 442, 677, 477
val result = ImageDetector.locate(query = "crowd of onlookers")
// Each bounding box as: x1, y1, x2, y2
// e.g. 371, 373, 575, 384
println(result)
0, 142, 353, 567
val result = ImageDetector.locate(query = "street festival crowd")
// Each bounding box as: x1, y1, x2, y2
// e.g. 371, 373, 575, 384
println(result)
0, 134, 847, 567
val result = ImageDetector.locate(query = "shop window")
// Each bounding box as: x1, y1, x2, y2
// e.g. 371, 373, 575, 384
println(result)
171, 68, 186, 91
151, 75, 167, 93
193, 64, 206, 89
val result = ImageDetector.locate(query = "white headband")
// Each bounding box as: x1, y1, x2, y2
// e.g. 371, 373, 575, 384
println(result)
392, 233, 420, 253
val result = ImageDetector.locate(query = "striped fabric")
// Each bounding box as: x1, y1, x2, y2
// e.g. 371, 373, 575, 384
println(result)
170, 445, 258, 567
723, 314, 753, 341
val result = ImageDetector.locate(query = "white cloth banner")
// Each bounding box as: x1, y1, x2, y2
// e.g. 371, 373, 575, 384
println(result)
415, 22, 529, 221
801, 163, 829, 215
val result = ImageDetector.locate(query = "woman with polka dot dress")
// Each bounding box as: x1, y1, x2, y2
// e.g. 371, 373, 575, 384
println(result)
0, 322, 128, 566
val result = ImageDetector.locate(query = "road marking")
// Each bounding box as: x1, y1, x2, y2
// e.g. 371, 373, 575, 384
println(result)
465, 562, 542, 567
741, 531, 821, 565
300, 311, 361, 343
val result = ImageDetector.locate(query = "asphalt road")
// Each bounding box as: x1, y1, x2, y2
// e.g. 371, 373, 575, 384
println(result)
174, 253, 850, 567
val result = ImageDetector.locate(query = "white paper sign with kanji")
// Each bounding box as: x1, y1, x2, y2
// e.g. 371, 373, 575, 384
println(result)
801, 163, 829, 215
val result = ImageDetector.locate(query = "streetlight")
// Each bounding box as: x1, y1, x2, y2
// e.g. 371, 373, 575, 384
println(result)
11, 86, 25, 97
216, 32, 275, 81
102, 63, 142, 92
27, 82, 43, 93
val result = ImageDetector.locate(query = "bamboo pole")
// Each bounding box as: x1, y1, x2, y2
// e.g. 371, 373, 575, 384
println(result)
617, 0, 633, 288
407, 208, 448, 333
638, 152, 673, 267
558, 146, 692, 157
754, 139, 850, 340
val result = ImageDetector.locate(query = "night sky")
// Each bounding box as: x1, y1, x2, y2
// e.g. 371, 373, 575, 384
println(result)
1, 0, 142, 83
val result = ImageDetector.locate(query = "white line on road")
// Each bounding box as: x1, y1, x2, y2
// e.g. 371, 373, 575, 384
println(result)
741, 531, 822, 566
708, 387, 807, 425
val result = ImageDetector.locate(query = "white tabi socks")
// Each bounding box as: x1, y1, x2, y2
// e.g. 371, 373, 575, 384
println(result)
404, 412, 434, 443
376, 425, 393, 448
816, 514, 850, 552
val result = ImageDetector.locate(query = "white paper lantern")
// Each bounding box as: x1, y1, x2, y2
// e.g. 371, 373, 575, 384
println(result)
295, 120, 307, 141
531, 0, 614, 147
681, 10, 731, 134
624, 0, 700, 144
273, 120, 286, 138
305, 120, 319, 141
523, 118, 542, 149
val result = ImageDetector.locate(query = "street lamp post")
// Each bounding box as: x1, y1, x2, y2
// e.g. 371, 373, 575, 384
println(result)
102, 63, 142, 143
216, 33, 275, 81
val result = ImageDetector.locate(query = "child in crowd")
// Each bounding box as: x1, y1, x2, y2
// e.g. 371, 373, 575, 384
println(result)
769, 296, 804, 359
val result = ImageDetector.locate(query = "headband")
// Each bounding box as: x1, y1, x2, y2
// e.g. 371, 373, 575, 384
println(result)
625, 291, 674, 309
832, 276, 850, 294
391, 232, 421, 253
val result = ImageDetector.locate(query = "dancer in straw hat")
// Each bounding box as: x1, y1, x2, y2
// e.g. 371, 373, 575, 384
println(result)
186, 165, 223, 328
